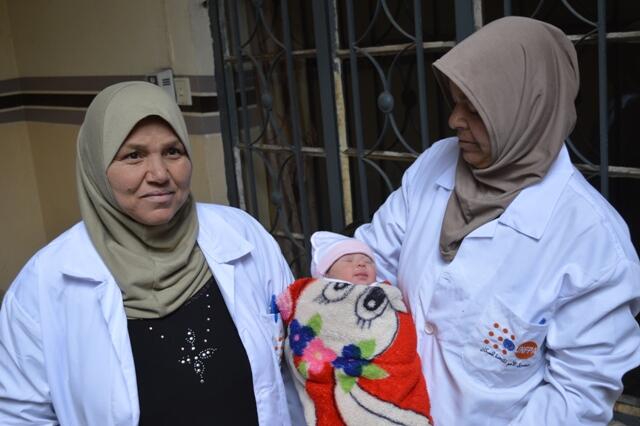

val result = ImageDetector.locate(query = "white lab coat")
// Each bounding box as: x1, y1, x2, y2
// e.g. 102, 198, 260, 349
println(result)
356, 137, 640, 426
0, 203, 298, 426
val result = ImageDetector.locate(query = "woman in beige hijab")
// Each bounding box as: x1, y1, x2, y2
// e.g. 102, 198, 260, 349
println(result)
356, 16, 640, 425
0, 81, 301, 425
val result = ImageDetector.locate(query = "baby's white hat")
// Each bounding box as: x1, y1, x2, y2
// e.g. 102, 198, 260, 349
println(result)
310, 231, 375, 277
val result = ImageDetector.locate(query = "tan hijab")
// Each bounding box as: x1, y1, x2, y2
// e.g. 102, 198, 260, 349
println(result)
77, 81, 211, 319
432, 17, 580, 262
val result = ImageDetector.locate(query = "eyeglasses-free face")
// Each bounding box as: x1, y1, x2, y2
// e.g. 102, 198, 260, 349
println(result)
106, 117, 192, 226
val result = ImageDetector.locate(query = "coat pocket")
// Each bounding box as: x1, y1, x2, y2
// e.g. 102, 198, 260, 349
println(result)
462, 296, 548, 388
260, 311, 285, 362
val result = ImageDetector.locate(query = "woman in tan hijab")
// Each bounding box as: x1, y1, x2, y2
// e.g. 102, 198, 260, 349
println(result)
0, 81, 300, 425
356, 16, 640, 425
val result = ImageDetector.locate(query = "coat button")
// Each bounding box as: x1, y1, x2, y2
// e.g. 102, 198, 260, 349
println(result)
424, 322, 437, 335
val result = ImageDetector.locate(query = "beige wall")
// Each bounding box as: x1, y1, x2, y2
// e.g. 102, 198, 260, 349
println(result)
27, 123, 81, 241
1, 0, 228, 293
191, 133, 229, 206
164, 0, 216, 76
0, 0, 34, 290
7, 0, 214, 77
0, 0, 17, 79
0, 122, 47, 287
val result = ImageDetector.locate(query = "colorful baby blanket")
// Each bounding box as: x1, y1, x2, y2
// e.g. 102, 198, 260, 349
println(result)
277, 277, 432, 426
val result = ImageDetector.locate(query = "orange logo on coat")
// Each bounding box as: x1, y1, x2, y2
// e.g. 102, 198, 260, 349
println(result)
515, 341, 538, 359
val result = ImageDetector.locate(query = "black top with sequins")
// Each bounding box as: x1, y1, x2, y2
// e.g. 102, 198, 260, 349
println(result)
127, 277, 259, 425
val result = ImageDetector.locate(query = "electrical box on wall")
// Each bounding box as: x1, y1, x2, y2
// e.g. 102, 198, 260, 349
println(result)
146, 69, 176, 101
174, 77, 193, 106
146, 70, 192, 106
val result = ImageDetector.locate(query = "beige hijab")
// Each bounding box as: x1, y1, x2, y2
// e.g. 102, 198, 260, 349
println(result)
432, 17, 580, 262
77, 81, 211, 319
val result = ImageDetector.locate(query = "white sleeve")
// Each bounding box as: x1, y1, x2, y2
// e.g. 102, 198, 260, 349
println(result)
511, 259, 640, 425
260, 230, 305, 425
355, 158, 417, 286
0, 261, 58, 425
258, 231, 306, 425
238, 210, 304, 425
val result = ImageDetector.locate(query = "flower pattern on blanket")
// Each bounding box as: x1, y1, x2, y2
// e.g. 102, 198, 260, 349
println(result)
291, 314, 389, 392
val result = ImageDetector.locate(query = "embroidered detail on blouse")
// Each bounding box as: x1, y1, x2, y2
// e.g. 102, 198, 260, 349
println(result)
179, 328, 218, 383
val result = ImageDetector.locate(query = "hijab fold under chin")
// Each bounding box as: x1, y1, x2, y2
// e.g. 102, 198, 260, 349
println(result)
77, 81, 211, 319
432, 17, 580, 262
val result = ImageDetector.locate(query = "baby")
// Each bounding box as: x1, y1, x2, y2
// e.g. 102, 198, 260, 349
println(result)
310, 231, 377, 285
278, 232, 432, 426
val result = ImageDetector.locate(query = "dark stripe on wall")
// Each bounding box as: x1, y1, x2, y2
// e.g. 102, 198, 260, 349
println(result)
0, 79, 21, 94
0, 75, 258, 135
0, 106, 260, 135
181, 91, 256, 114
0, 92, 233, 113
23, 108, 88, 126
0, 93, 96, 110
0, 108, 26, 124
0, 106, 223, 132
184, 115, 220, 135
188, 75, 217, 93
1, 75, 147, 93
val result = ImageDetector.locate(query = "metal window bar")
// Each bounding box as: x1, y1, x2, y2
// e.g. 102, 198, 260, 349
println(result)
281, 0, 312, 261
216, 2, 640, 204
597, 0, 609, 197
208, 0, 239, 207
229, 1, 260, 216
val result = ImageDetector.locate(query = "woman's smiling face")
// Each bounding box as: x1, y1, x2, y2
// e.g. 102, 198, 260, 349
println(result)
106, 117, 192, 226
448, 80, 493, 169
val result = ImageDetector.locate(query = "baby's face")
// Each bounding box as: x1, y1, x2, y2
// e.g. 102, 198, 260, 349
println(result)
326, 253, 376, 285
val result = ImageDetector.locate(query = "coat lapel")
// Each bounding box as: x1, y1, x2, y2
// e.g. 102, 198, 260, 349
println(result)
195, 205, 253, 321
58, 225, 137, 425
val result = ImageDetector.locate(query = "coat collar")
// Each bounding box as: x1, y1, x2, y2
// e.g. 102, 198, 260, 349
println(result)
435, 145, 575, 240
498, 146, 575, 239
60, 204, 254, 282
195, 204, 253, 263
59, 223, 110, 282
